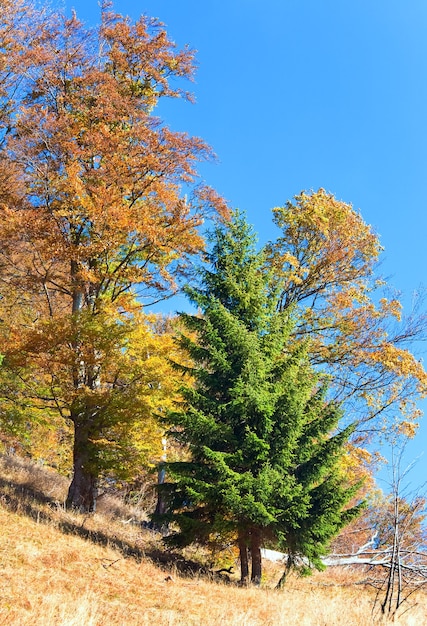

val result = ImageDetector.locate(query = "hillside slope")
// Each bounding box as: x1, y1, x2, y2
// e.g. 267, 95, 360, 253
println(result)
0, 455, 424, 625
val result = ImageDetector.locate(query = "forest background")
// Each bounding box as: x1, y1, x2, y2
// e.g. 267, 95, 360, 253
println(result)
63, 0, 427, 487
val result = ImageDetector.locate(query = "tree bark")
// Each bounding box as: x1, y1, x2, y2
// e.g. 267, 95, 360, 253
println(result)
66, 420, 98, 512
276, 554, 293, 589
238, 530, 249, 585
66, 271, 100, 513
154, 438, 168, 519
250, 527, 262, 585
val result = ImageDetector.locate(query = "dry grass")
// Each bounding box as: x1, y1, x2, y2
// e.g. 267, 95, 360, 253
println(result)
0, 454, 426, 625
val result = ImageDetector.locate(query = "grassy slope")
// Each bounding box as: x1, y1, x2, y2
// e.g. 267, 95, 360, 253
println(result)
0, 455, 424, 626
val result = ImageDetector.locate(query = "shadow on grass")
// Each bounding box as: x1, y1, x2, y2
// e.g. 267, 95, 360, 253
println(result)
0, 472, 219, 580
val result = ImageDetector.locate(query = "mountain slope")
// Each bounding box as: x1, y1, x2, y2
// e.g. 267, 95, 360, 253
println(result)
0, 455, 423, 625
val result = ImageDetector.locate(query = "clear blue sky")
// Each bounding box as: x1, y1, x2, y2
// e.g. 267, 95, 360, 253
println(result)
64, 0, 427, 488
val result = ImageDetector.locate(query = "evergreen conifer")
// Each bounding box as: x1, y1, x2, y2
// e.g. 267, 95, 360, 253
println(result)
159, 211, 363, 584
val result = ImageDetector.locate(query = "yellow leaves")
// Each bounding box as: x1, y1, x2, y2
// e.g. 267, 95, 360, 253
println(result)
267, 189, 427, 439
269, 189, 382, 301
21, 414, 73, 474
369, 342, 427, 385
339, 444, 376, 494
4, 304, 187, 471
328, 288, 369, 311
379, 297, 402, 321
395, 420, 419, 438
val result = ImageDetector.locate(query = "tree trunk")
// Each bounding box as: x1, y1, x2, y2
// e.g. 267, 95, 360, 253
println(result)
276, 555, 293, 589
250, 527, 262, 585
154, 464, 167, 516
66, 420, 98, 512
67, 272, 100, 513
154, 438, 168, 519
238, 530, 249, 585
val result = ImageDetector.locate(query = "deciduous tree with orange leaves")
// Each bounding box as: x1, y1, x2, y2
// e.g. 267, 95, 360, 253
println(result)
266, 189, 427, 438
0, 2, 226, 511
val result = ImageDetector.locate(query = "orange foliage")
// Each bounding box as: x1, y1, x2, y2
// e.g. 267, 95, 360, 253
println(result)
1, 9, 227, 310
0, 2, 226, 509
267, 189, 427, 436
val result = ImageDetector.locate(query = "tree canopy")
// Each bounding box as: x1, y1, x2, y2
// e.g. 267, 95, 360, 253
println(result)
0, 1, 227, 510
266, 189, 427, 435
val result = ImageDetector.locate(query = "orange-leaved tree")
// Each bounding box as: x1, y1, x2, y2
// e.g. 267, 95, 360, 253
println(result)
266, 189, 427, 438
266, 190, 427, 555
0, 2, 227, 510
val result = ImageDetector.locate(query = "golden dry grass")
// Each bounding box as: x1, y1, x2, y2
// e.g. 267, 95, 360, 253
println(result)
0, 454, 426, 625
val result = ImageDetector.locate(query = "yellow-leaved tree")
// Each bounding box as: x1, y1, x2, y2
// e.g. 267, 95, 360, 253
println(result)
266, 189, 427, 437
4, 309, 184, 489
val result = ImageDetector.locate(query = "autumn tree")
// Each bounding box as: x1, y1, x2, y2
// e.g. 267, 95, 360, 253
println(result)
0, 3, 226, 510
369, 444, 427, 621
327, 443, 427, 619
159, 212, 362, 585
266, 189, 427, 436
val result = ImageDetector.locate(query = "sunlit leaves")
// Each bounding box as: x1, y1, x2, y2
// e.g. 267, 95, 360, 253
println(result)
266, 189, 427, 435
1, 6, 228, 311
267, 188, 381, 309
3, 307, 183, 479
0, 2, 226, 507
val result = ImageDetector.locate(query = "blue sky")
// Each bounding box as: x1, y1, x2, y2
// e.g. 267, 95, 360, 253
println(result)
65, 0, 427, 487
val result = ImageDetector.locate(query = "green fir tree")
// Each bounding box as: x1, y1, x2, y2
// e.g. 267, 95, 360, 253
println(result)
158, 211, 363, 585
